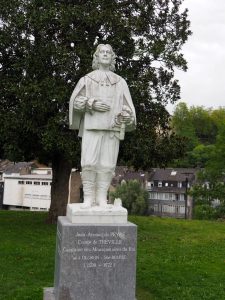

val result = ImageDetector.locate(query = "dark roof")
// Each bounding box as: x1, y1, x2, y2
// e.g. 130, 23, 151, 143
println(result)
123, 172, 146, 181
115, 166, 131, 176
3, 162, 36, 174
149, 168, 198, 182
0, 160, 13, 172
111, 167, 147, 187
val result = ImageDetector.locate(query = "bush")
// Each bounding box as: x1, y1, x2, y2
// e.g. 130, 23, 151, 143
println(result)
110, 180, 148, 215
193, 204, 216, 220
214, 205, 225, 220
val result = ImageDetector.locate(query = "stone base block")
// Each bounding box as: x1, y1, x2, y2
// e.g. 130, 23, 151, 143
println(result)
67, 203, 128, 224
50, 216, 137, 300
43, 288, 55, 300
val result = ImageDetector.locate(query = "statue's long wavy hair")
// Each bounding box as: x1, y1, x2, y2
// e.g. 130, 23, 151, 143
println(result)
92, 44, 116, 71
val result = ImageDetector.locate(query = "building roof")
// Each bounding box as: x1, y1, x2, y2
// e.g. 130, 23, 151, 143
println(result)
111, 166, 147, 187
149, 168, 198, 182
3, 161, 37, 174
0, 160, 13, 173
4, 174, 52, 180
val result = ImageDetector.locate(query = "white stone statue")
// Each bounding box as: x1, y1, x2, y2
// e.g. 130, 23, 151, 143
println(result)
69, 44, 136, 209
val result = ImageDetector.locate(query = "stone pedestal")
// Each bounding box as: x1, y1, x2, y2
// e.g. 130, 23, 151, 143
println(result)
44, 216, 137, 300
67, 203, 128, 224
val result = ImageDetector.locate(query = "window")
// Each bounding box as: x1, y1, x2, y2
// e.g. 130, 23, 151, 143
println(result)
26, 181, 32, 185
41, 182, 48, 186
34, 181, 40, 185
154, 204, 159, 212
180, 194, 185, 201
18, 181, 24, 184
169, 193, 175, 200
178, 182, 182, 188
179, 206, 185, 214
158, 181, 162, 187
149, 192, 156, 199
165, 182, 168, 187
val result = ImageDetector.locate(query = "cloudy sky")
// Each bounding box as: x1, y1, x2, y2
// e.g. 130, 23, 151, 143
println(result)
168, 0, 225, 114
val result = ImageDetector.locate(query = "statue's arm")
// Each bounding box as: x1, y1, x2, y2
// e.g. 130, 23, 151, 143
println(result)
70, 76, 111, 115
121, 79, 136, 130
70, 77, 95, 113
73, 88, 89, 112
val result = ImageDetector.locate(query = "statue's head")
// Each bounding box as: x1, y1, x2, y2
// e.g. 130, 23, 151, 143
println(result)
92, 44, 116, 71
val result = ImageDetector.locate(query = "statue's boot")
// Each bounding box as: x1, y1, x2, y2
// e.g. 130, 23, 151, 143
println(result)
96, 172, 113, 208
80, 169, 96, 209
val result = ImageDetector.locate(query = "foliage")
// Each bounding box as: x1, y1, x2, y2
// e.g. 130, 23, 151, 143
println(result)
188, 144, 216, 168
0, 0, 191, 166
173, 107, 225, 218
191, 179, 225, 203
193, 204, 225, 221
110, 180, 149, 215
172, 103, 219, 147
189, 106, 217, 144
192, 122, 225, 191
206, 122, 225, 179
171, 102, 198, 150
193, 204, 216, 220
171, 104, 225, 168
2, 211, 225, 299
213, 205, 225, 220
0, 1, 191, 220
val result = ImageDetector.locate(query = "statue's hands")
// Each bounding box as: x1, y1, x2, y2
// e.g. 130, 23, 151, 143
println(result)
93, 100, 110, 112
115, 105, 134, 125
120, 113, 133, 124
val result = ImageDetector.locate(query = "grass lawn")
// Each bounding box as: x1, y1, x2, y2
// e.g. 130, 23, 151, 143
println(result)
0, 211, 225, 300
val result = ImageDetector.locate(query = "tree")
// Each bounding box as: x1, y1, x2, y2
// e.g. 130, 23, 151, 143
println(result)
189, 106, 217, 145
187, 144, 216, 168
171, 103, 219, 148
211, 108, 225, 129
205, 122, 225, 180
0, 0, 191, 222
110, 180, 149, 215
189, 121, 225, 217
171, 104, 225, 168
171, 102, 198, 150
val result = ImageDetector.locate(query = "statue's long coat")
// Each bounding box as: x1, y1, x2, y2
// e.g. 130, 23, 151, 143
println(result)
69, 70, 136, 136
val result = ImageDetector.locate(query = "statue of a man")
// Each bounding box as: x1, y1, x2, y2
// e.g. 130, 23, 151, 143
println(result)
69, 44, 136, 209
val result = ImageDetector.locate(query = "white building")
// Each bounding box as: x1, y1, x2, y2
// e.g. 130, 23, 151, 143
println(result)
3, 167, 52, 211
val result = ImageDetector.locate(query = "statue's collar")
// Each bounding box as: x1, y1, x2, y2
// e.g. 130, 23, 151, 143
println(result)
87, 70, 120, 85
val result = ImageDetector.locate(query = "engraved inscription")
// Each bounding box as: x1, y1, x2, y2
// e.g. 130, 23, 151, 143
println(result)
61, 231, 135, 269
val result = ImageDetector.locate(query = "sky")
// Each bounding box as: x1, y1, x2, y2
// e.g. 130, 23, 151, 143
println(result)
168, 0, 225, 114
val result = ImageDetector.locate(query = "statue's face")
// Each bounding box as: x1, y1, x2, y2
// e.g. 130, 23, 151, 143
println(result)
98, 45, 112, 67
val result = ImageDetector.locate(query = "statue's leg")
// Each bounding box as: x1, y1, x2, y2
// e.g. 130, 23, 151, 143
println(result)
80, 169, 96, 209
96, 132, 120, 207
96, 171, 114, 207
80, 130, 101, 207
